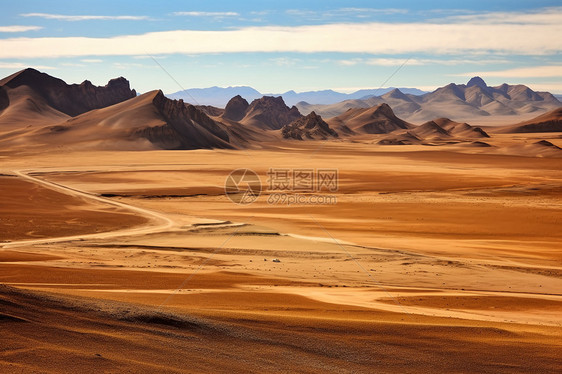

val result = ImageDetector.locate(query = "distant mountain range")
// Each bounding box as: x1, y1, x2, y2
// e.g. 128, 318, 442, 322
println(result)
167, 86, 427, 107
0, 68, 560, 155
298, 77, 561, 123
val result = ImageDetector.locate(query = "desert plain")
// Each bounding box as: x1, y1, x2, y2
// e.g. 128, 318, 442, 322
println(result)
1, 133, 562, 372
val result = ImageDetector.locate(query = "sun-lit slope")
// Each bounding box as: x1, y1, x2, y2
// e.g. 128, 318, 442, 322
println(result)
0, 84, 70, 131
7, 90, 234, 150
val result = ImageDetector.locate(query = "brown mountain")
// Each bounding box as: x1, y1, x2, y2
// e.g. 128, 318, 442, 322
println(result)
433, 118, 490, 138
327, 103, 413, 134
281, 111, 338, 140
240, 96, 302, 130
222, 95, 249, 121
495, 107, 562, 133
298, 77, 561, 124
0, 68, 136, 118
411, 120, 451, 138
378, 117, 490, 146
4, 90, 233, 151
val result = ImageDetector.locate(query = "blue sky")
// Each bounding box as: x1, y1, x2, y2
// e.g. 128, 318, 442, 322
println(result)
0, 1, 560, 94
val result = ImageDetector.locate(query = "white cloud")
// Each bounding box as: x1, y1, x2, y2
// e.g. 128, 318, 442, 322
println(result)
20, 13, 149, 21
337, 8, 408, 15
454, 66, 562, 78
0, 15, 560, 58
340, 57, 511, 67
80, 59, 103, 63
286, 8, 408, 19
269, 57, 301, 67
173, 11, 239, 17
0, 62, 55, 69
442, 7, 562, 25
0, 25, 42, 32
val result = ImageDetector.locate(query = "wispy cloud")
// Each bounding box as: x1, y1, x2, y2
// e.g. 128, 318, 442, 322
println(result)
453, 66, 562, 78
338, 57, 511, 66
0, 62, 55, 69
80, 58, 103, 63
286, 7, 407, 20
0, 25, 42, 32
338, 8, 408, 15
20, 13, 149, 21
173, 11, 239, 17
269, 57, 301, 67
441, 6, 562, 25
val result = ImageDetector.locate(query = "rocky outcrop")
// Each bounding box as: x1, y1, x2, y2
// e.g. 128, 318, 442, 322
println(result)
222, 95, 249, 121
282, 111, 338, 140
0, 68, 136, 116
241, 96, 302, 130
134, 91, 230, 149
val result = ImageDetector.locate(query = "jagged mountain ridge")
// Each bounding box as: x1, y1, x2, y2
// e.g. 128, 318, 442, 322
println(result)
7, 90, 234, 150
232, 95, 302, 130
297, 77, 560, 123
0, 68, 136, 117
168, 86, 428, 107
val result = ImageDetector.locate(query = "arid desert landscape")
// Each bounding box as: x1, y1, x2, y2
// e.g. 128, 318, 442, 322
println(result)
1, 2, 562, 373
1, 64, 561, 373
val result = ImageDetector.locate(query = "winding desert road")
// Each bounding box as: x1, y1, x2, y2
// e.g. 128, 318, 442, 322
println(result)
2, 170, 177, 248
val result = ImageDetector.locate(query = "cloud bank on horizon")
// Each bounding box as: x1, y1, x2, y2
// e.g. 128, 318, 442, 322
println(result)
0, 1, 560, 94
